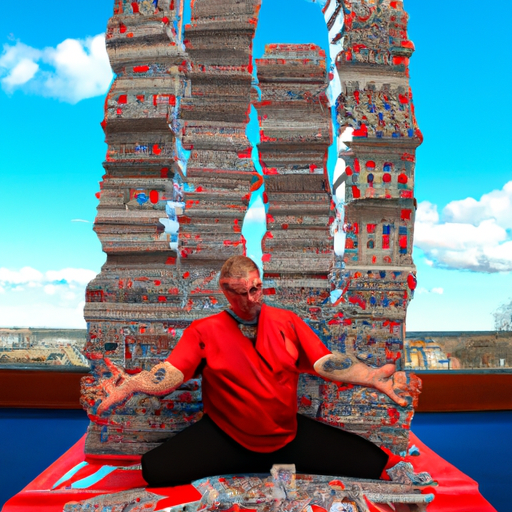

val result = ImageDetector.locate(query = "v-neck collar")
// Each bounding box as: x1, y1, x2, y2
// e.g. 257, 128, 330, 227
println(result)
225, 309, 260, 326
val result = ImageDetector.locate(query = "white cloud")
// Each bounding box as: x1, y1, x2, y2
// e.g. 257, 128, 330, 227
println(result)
0, 41, 40, 70
0, 267, 44, 285
71, 219, 91, 223
0, 267, 97, 289
0, 300, 86, 329
44, 284, 57, 295
414, 181, 512, 273
0, 267, 96, 328
45, 268, 97, 287
443, 181, 512, 230
243, 196, 266, 225
3, 57, 39, 86
416, 287, 444, 295
0, 34, 113, 103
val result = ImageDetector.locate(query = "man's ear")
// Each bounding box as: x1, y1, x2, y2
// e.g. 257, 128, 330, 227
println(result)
219, 282, 231, 295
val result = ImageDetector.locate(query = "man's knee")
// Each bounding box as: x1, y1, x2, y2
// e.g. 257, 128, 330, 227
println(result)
141, 447, 184, 487
141, 450, 161, 486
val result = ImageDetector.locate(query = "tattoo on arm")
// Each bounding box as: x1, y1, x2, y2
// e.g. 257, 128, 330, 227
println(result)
153, 367, 167, 383
321, 355, 354, 373
132, 361, 184, 396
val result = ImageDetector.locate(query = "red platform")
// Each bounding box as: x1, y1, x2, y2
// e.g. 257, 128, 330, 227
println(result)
3, 433, 496, 512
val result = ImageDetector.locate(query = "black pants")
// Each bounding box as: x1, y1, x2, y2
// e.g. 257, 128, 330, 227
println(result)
141, 414, 388, 487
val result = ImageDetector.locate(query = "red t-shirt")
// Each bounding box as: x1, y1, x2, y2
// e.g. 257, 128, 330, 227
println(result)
166, 303, 330, 452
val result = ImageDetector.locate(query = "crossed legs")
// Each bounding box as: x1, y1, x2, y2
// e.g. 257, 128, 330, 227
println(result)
141, 414, 388, 487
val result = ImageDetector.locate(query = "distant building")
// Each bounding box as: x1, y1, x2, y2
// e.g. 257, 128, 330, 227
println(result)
405, 337, 454, 370
453, 334, 512, 369
0, 328, 89, 369
405, 331, 512, 370
0, 329, 32, 349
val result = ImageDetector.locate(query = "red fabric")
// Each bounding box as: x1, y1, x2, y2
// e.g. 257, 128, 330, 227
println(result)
408, 433, 496, 512
3, 435, 201, 512
3, 432, 496, 511
364, 496, 387, 511
167, 304, 330, 452
379, 445, 405, 480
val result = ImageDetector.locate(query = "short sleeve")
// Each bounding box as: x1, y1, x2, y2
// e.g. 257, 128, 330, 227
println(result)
289, 313, 331, 373
165, 323, 204, 382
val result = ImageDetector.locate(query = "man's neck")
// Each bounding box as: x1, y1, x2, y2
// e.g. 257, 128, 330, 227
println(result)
226, 309, 260, 325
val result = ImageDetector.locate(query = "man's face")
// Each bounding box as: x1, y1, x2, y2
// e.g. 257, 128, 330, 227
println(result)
220, 269, 263, 321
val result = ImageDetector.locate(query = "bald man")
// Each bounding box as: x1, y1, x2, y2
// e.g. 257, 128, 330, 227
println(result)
94, 256, 411, 486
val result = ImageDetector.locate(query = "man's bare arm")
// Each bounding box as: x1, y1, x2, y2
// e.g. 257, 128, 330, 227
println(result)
314, 353, 409, 407
94, 359, 184, 415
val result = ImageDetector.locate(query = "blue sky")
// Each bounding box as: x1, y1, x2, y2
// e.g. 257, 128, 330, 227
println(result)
0, 0, 510, 330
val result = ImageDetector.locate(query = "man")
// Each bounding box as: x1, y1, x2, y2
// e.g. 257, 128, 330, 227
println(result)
95, 256, 411, 487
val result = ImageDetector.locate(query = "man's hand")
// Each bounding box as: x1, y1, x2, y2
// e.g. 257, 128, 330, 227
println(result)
91, 358, 135, 415
314, 354, 415, 407
368, 364, 410, 407
90, 358, 185, 416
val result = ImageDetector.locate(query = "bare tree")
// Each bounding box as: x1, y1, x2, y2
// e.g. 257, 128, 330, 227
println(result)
493, 298, 512, 331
